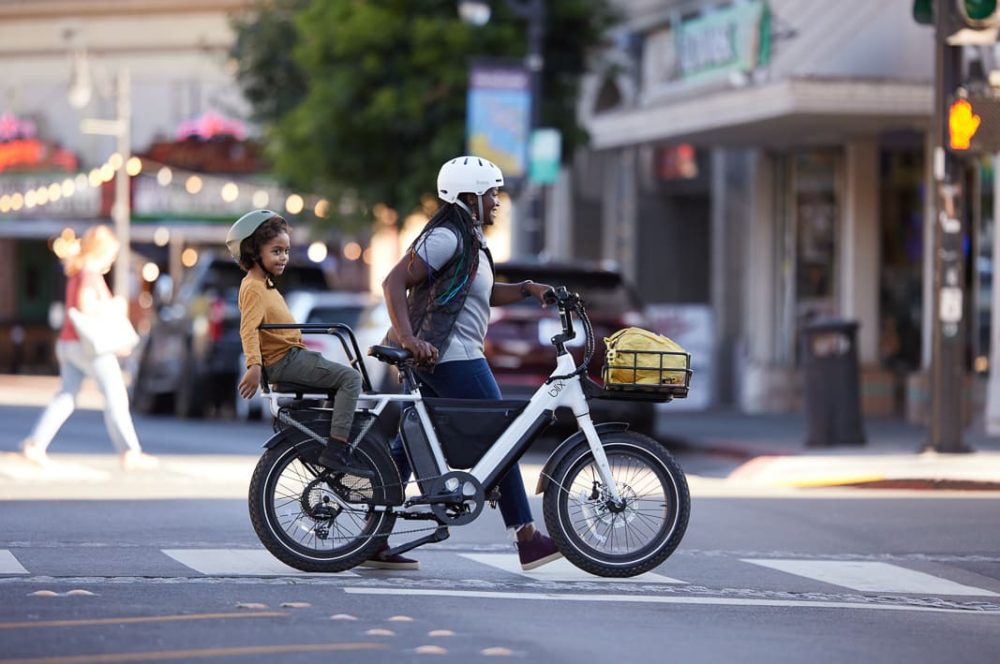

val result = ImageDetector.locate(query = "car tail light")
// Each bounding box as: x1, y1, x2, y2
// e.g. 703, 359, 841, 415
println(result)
208, 297, 225, 343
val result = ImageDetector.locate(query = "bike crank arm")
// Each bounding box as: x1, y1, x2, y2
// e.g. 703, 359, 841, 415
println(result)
383, 525, 450, 559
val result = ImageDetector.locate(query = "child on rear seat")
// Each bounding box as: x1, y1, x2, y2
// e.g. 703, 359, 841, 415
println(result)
227, 210, 363, 474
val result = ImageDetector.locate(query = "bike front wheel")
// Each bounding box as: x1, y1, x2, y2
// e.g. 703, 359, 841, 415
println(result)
248, 421, 401, 573
542, 430, 690, 577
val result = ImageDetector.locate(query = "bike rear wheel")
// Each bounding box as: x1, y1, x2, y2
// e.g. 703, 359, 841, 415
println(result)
542, 430, 690, 577
248, 424, 401, 573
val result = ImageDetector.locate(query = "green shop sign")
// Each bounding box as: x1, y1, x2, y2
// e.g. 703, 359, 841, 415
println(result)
677, 0, 771, 81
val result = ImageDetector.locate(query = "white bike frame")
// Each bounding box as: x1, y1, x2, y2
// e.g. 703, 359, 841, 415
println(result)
261, 350, 625, 505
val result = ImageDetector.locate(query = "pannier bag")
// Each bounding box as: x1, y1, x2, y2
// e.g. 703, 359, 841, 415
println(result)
603, 327, 690, 389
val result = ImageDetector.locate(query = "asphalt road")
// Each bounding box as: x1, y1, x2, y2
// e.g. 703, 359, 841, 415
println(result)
1, 406, 999, 663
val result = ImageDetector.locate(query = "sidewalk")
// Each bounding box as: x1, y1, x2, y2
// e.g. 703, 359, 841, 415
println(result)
658, 409, 1000, 491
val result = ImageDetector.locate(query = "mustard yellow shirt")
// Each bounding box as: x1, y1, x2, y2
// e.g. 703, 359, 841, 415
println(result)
238, 273, 304, 368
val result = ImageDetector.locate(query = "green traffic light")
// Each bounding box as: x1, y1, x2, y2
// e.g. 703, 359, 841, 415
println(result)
964, 0, 998, 20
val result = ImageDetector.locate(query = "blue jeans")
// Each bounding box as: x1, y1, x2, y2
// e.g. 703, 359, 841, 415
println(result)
389, 358, 533, 529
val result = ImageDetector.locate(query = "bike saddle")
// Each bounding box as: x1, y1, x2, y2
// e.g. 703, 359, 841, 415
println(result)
369, 345, 412, 365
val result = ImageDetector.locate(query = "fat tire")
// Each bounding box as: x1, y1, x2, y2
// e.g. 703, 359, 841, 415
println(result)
248, 424, 401, 573
542, 430, 690, 578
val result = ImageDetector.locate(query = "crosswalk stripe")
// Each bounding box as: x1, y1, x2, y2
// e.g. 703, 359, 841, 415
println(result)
162, 549, 359, 577
0, 550, 28, 575
459, 553, 685, 584
743, 559, 999, 596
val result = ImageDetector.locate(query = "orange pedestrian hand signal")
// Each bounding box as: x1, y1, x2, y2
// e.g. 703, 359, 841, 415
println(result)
948, 99, 981, 151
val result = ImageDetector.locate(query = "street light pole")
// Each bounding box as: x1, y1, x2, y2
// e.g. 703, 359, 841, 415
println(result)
79, 66, 131, 300
927, 0, 970, 452
113, 67, 131, 301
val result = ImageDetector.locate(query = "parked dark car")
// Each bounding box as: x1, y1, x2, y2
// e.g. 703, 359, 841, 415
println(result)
489, 261, 656, 434
133, 253, 331, 418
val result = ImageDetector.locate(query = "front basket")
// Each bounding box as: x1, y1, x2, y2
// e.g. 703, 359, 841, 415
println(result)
599, 349, 692, 401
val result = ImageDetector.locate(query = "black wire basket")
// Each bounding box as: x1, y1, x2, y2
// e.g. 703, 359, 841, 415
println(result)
600, 348, 692, 400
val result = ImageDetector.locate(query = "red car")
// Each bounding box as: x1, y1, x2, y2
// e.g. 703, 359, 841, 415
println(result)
488, 261, 656, 434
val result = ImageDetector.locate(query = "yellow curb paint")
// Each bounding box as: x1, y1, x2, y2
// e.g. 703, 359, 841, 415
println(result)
0, 642, 388, 663
414, 645, 448, 655
0, 612, 286, 630
784, 474, 886, 488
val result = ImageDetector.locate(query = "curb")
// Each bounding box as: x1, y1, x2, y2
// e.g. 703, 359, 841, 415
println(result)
658, 434, 796, 460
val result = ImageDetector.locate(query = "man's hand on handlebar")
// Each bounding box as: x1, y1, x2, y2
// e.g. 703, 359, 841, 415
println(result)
399, 334, 438, 365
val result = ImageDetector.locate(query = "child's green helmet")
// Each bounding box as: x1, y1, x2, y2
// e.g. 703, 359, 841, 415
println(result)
226, 209, 278, 262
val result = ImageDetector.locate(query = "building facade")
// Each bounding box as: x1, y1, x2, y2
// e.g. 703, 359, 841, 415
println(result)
564, 0, 963, 418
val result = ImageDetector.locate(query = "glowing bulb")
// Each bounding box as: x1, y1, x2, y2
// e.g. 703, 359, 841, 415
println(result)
314, 199, 330, 218
75, 173, 88, 189
153, 227, 170, 247
61, 179, 75, 197
89, 169, 102, 187
141, 262, 160, 282
181, 247, 199, 267
252, 190, 269, 208
126, 157, 142, 176
99, 164, 114, 182
285, 194, 304, 215
11, 193, 24, 210
157, 167, 173, 186
307, 242, 328, 263
108, 153, 124, 171
185, 176, 203, 194
343, 242, 362, 261
221, 182, 239, 203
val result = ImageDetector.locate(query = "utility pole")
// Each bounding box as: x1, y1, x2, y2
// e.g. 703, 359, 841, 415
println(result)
927, 0, 972, 452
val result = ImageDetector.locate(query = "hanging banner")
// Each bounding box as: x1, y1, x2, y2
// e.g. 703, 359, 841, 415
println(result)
466, 62, 530, 181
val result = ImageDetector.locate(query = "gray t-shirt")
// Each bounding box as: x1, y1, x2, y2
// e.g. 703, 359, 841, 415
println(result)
412, 225, 493, 362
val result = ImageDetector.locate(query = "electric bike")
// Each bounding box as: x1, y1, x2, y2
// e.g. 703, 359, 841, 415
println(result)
247, 287, 692, 577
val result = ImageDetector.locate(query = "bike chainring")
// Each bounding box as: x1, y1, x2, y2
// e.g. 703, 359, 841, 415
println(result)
428, 471, 485, 526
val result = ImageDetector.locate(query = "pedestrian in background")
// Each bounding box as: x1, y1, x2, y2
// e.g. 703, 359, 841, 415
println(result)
19, 224, 158, 471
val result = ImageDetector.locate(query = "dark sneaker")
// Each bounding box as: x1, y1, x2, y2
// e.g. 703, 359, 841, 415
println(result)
360, 545, 420, 571
318, 442, 375, 478
517, 531, 563, 571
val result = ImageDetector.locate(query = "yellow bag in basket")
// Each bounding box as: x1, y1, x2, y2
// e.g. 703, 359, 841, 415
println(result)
604, 327, 688, 386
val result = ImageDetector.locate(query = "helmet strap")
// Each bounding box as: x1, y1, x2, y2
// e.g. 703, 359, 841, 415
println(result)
454, 198, 475, 222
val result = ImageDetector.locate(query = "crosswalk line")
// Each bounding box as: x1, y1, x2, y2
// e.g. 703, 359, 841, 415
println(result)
743, 559, 999, 596
163, 549, 359, 577
460, 553, 685, 584
0, 550, 28, 575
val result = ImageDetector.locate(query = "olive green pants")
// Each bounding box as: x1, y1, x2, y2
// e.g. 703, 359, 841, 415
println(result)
266, 347, 362, 440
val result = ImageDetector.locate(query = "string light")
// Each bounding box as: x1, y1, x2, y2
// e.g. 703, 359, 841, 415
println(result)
0, 151, 339, 225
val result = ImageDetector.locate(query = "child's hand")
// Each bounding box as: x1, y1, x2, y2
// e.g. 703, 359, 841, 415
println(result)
239, 365, 262, 399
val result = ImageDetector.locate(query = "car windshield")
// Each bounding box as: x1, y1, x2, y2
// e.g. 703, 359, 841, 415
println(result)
183, 260, 329, 302
305, 306, 364, 328
494, 265, 642, 314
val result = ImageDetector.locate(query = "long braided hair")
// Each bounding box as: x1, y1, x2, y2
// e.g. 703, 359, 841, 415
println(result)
407, 201, 480, 307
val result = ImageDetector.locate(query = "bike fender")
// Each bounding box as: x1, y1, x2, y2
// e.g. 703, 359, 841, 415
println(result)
534, 422, 630, 494
262, 416, 328, 449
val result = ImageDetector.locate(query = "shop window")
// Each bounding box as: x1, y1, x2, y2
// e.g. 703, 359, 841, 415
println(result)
794, 151, 840, 323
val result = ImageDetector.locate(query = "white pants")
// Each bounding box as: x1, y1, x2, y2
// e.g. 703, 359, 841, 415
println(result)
26, 340, 142, 454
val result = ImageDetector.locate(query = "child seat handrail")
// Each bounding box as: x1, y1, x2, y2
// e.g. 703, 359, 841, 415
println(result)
259, 322, 374, 392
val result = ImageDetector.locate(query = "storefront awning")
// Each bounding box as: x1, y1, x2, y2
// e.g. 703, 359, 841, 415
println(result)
586, 77, 932, 150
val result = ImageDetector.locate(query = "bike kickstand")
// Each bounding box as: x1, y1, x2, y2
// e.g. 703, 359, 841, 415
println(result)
383, 526, 450, 559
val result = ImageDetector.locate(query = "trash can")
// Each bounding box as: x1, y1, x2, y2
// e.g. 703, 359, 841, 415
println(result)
800, 320, 866, 447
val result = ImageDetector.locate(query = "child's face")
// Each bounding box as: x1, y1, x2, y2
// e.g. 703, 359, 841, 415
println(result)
259, 232, 290, 276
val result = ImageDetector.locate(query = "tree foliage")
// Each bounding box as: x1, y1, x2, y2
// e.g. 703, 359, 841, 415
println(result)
231, 0, 615, 228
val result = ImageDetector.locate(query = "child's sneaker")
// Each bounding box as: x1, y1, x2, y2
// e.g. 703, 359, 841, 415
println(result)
318, 442, 375, 478
517, 531, 563, 571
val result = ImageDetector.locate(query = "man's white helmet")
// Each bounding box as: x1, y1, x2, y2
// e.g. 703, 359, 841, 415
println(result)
437, 156, 504, 203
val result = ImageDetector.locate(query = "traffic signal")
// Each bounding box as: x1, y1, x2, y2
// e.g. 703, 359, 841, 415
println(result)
947, 94, 1000, 153
912, 0, 1000, 43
